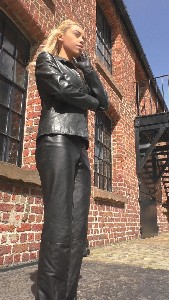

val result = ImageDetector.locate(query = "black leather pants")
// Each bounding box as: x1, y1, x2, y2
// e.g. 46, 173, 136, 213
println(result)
35, 134, 91, 300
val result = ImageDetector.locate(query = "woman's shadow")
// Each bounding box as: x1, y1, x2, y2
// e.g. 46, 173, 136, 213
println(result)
30, 269, 38, 296
29, 269, 82, 297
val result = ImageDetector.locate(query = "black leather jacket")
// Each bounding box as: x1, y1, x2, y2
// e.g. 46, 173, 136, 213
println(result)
35, 51, 109, 148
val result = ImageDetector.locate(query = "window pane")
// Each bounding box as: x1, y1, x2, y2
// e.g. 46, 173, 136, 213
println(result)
1, 51, 14, 80
104, 48, 109, 63
10, 87, 23, 114
96, 46, 103, 61
99, 175, 104, 189
3, 21, 16, 55
95, 126, 99, 141
16, 35, 29, 64
105, 118, 112, 133
96, 34, 104, 55
95, 141, 100, 157
0, 135, 5, 161
99, 129, 103, 143
103, 161, 108, 176
104, 177, 107, 190
0, 78, 11, 107
107, 178, 112, 192
107, 163, 111, 178
95, 173, 99, 188
0, 14, 3, 47
103, 146, 107, 160
10, 112, 21, 139
99, 159, 103, 175
7, 139, 19, 164
0, 107, 8, 134
99, 143, 103, 159
103, 130, 107, 144
103, 147, 110, 161
94, 156, 99, 173
14, 61, 26, 88
107, 50, 112, 65
104, 24, 111, 47
95, 141, 103, 159
105, 132, 111, 147
97, 7, 104, 32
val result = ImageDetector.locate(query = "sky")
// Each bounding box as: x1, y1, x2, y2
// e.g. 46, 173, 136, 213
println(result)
123, 0, 169, 77
123, 0, 169, 106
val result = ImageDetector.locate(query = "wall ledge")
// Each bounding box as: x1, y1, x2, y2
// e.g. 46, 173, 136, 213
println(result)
94, 57, 123, 100
93, 186, 127, 206
0, 161, 40, 186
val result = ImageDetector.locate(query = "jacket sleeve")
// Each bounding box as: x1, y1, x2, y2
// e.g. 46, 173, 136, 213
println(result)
82, 66, 110, 111
35, 52, 99, 111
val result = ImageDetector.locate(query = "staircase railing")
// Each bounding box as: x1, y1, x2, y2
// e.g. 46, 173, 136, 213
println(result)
136, 75, 169, 116
135, 75, 169, 236
155, 145, 169, 206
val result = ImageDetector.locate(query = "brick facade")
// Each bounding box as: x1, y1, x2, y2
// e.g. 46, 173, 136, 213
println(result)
0, 0, 168, 268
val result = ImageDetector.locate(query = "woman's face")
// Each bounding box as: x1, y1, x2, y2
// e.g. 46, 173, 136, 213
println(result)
59, 24, 85, 58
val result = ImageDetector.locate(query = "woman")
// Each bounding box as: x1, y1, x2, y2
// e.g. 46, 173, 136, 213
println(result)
35, 19, 109, 300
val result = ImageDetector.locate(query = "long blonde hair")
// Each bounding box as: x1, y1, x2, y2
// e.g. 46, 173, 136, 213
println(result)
27, 19, 82, 71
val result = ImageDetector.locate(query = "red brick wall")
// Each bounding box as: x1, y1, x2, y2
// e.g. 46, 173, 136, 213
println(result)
0, 0, 168, 268
0, 179, 43, 266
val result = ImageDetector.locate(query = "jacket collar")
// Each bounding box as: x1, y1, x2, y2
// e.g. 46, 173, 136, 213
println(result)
54, 55, 75, 67
54, 55, 68, 62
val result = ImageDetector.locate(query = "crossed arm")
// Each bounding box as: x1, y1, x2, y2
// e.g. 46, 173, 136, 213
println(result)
35, 51, 109, 112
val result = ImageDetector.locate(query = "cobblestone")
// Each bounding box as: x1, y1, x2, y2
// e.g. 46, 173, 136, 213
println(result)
85, 233, 169, 270
1, 233, 169, 299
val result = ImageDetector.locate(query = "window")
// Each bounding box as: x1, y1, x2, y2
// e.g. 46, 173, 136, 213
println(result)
94, 111, 112, 192
0, 10, 30, 166
96, 4, 112, 73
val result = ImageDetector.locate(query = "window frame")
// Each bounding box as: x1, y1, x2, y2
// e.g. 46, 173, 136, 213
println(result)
94, 111, 112, 192
96, 4, 112, 74
0, 10, 30, 167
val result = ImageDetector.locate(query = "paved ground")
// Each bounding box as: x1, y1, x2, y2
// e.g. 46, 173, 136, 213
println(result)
1, 233, 169, 299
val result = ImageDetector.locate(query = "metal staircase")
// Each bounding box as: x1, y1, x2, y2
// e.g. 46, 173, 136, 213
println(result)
135, 75, 169, 238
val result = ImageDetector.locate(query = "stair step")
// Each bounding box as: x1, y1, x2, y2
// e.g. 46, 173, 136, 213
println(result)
156, 158, 168, 161
143, 186, 155, 189
142, 173, 154, 176
142, 178, 155, 182
155, 149, 169, 153
155, 145, 169, 152
140, 185, 155, 189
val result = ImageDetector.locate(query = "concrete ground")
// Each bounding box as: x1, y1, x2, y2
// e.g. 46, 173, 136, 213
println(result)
1, 233, 169, 299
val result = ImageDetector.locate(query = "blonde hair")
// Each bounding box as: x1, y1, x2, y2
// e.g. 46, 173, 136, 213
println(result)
42, 19, 82, 55
27, 19, 82, 71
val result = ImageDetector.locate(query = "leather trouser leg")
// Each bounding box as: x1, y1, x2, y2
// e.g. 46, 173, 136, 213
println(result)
35, 134, 91, 300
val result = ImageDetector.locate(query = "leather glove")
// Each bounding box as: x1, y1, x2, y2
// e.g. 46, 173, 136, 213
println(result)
73, 53, 109, 111
73, 53, 93, 72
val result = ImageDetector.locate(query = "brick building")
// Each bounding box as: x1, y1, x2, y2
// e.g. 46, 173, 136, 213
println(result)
0, 0, 168, 268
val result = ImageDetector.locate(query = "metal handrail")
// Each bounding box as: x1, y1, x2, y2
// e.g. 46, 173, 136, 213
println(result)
136, 74, 169, 116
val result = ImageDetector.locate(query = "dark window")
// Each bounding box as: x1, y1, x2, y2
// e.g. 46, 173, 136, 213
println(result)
0, 10, 30, 166
96, 5, 112, 73
94, 111, 112, 191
